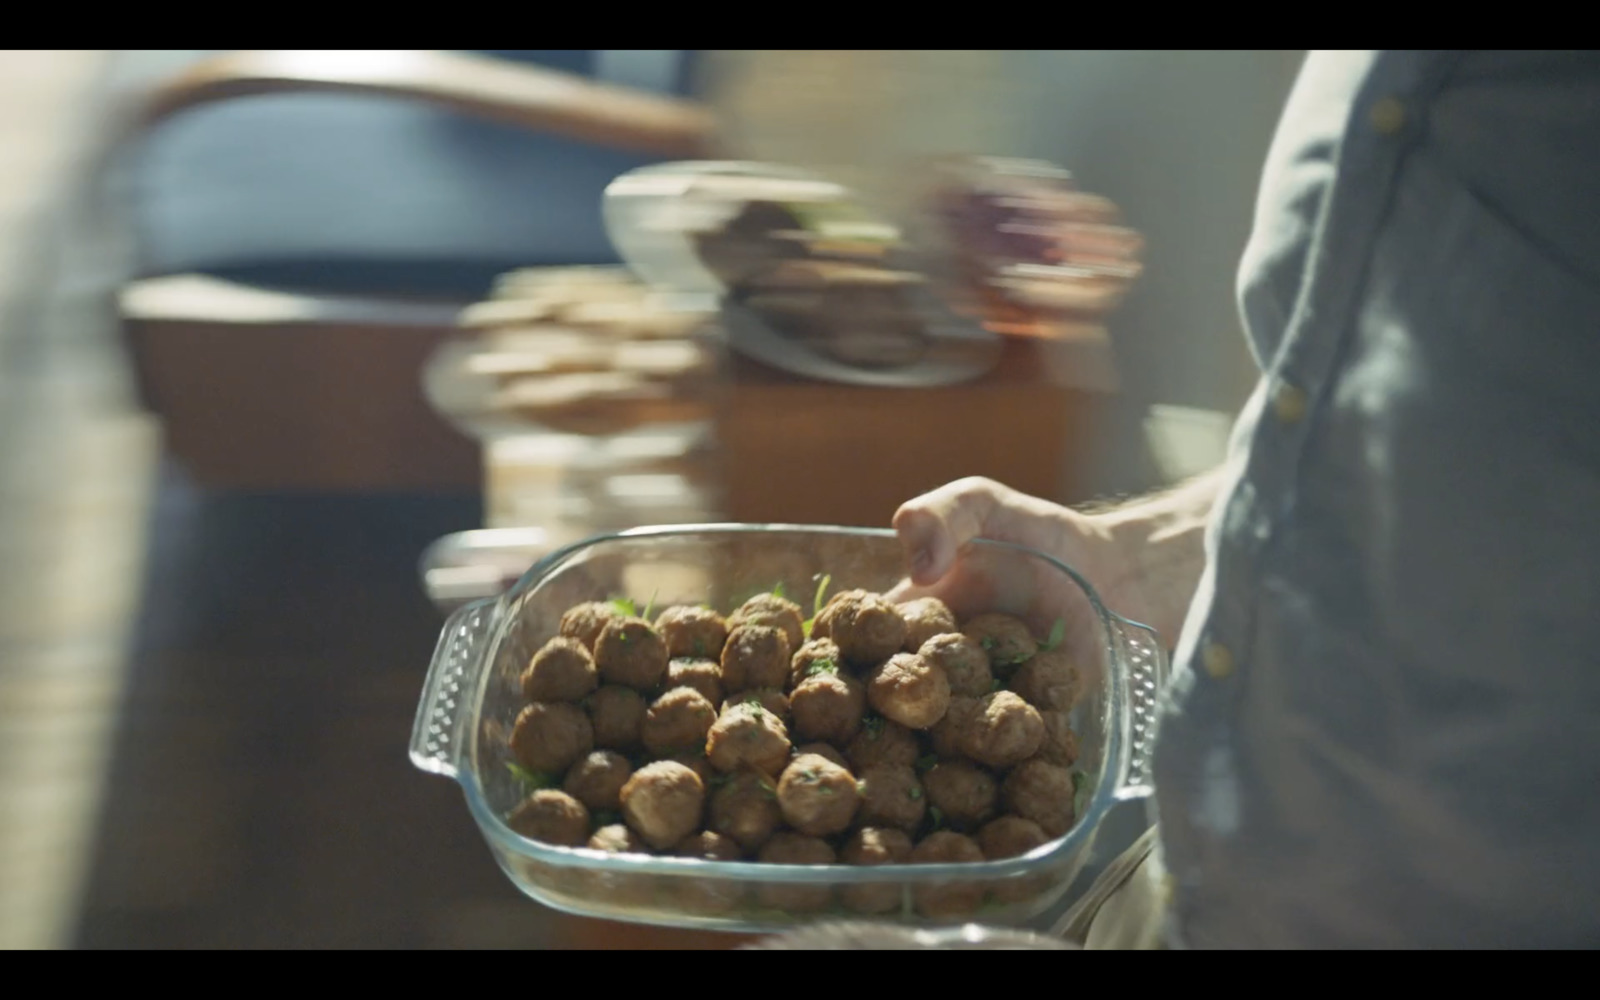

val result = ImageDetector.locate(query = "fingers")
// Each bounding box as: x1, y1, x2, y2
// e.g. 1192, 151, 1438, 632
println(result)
892, 477, 1005, 587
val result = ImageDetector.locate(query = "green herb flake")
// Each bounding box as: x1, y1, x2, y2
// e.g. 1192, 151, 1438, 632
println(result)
642, 588, 660, 623
506, 763, 554, 790
760, 781, 777, 801
811, 574, 832, 617
609, 596, 637, 617
772, 582, 786, 600
915, 754, 939, 775
1042, 618, 1067, 651
861, 715, 885, 737
981, 636, 998, 652
990, 677, 1005, 693
857, 780, 868, 796
1072, 770, 1090, 818
806, 658, 839, 677
929, 806, 946, 829
909, 785, 923, 801
802, 618, 815, 639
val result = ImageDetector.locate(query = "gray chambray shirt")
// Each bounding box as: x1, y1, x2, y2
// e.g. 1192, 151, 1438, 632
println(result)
1152, 51, 1600, 948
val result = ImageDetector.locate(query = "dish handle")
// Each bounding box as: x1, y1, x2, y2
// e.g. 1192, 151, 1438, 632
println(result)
1111, 618, 1168, 801
410, 597, 499, 780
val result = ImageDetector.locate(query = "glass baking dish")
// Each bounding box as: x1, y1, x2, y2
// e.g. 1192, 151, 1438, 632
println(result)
409, 523, 1166, 933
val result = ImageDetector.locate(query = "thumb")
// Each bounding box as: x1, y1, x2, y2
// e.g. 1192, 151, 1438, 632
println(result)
892, 478, 1003, 586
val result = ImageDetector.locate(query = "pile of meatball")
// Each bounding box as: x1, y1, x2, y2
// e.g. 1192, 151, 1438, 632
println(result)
503, 586, 1084, 918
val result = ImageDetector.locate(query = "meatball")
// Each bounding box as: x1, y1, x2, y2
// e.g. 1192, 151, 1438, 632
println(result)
1002, 759, 1076, 837
789, 671, 867, 744
852, 726, 916, 775
866, 653, 951, 730
897, 597, 958, 652
1036, 710, 1080, 767
665, 657, 724, 706
757, 833, 837, 913
507, 789, 590, 847
594, 617, 670, 691
619, 760, 706, 850
959, 691, 1045, 769
840, 826, 914, 915
655, 605, 730, 659
728, 593, 806, 652
789, 637, 844, 690
923, 761, 998, 831
510, 701, 594, 776
559, 601, 621, 651
918, 633, 994, 698
721, 688, 790, 725
927, 695, 981, 760
720, 624, 792, 693
709, 767, 782, 852
641, 687, 718, 756
819, 591, 907, 665
978, 815, 1050, 859
963, 613, 1038, 671
777, 754, 861, 837
589, 823, 651, 854
562, 750, 633, 812
586, 685, 647, 752
909, 831, 987, 918
705, 701, 792, 775
856, 764, 926, 833
673, 830, 746, 914
1010, 648, 1082, 711
796, 742, 850, 770
521, 637, 599, 703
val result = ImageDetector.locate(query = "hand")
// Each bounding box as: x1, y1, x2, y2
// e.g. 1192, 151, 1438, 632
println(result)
888, 477, 1158, 669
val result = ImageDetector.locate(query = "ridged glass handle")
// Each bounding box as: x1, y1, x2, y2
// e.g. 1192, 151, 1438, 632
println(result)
410, 598, 498, 780
1113, 619, 1168, 799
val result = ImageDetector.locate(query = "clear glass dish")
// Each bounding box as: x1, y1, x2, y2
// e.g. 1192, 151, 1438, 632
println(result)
409, 524, 1166, 933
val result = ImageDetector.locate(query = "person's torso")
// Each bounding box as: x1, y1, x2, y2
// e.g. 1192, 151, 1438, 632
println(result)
1153, 50, 1600, 949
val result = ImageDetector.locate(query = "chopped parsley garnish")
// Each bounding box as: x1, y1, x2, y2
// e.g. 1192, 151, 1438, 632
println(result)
609, 596, 637, 617
861, 715, 885, 738
929, 806, 946, 829
642, 588, 660, 622
908, 785, 923, 800
506, 763, 554, 790
1042, 617, 1067, 651
805, 658, 839, 677
915, 754, 939, 775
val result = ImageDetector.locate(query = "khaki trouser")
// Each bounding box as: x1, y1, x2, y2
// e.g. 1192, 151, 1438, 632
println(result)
1058, 826, 1170, 950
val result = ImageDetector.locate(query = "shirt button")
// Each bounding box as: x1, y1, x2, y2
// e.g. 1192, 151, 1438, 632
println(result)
1271, 380, 1309, 424
1370, 96, 1406, 135
1201, 641, 1235, 679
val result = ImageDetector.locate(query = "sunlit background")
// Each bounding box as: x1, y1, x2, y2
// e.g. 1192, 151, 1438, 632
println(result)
0, 49, 1301, 949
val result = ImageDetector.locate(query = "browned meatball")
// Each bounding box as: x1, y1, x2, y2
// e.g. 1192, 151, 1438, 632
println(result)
1010, 648, 1082, 711
909, 831, 987, 918
666, 750, 717, 787
665, 657, 724, 706
562, 750, 633, 812
897, 597, 958, 652
789, 670, 866, 744
655, 605, 730, 659
729, 593, 806, 652
789, 637, 844, 689
866, 653, 951, 730
821, 591, 908, 666
620, 760, 706, 850
559, 601, 621, 651
777, 754, 862, 837
840, 826, 914, 915
1036, 710, 1080, 767
721, 688, 790, 725
978, 815, 1050, 859
521, 637, 599, 703
586, 685, 647, 752
507, 789, 590, 847
1002, 759, 1076, 837
796, 743, 850, 770
963, 613, 1038, 671
589, 823, 650, 854
672, 830, 746, 914
510, 701, 594, 776
641, 687, 718, 756
927, 695, 981, 761
594, 617, 670, 691
720, 624, 792, 693
856, 764, 926, 833
923, 761, 998, 831
709, 767, 782, 852
705, 701, 792, 775
959, 691, 1045, 769
757, 833, 837, 913
918, 633, 994, 698
846, 716, 920, 772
